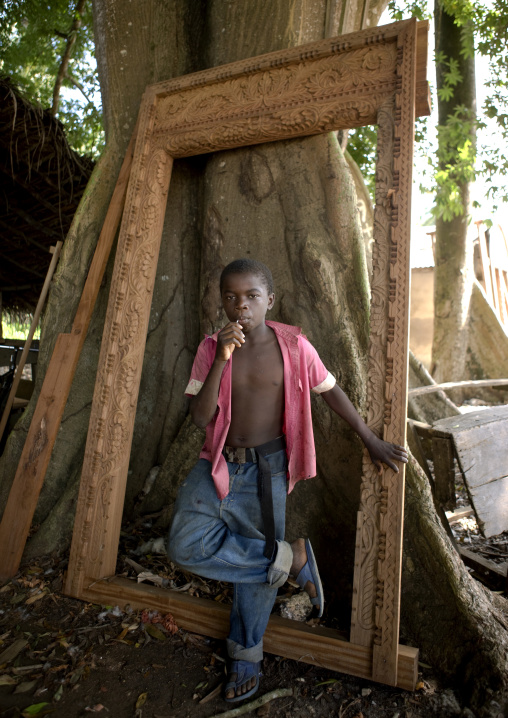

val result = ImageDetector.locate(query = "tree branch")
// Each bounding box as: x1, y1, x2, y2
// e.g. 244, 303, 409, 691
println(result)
209, 688, 294, 718
51, 0, 88, 116
65, 71, 92, 103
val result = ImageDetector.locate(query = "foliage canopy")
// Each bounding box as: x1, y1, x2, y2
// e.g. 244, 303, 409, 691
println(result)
0, 0, 104, 157
395, 0, 508, 218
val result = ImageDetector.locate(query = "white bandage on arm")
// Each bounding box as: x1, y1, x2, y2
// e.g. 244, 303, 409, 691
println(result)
185, 378, 204, 396
311, 371, 336, 394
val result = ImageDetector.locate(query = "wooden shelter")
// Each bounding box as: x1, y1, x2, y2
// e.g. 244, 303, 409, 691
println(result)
0, 77, 93, 320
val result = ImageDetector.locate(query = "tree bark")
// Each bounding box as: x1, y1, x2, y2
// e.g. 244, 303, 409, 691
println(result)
432, 1, 476, 382
0, 1, 507, 709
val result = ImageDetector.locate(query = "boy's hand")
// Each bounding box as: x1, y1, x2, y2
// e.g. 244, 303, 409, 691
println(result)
364, 434, 408, 474
215, 321, 245, 362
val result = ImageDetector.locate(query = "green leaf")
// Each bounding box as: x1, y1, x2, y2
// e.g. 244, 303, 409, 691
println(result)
21, 703, 50, 716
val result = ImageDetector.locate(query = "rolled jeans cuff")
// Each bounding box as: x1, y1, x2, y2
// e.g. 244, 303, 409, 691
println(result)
266, 539, 292, 589
227, 638, 263, 663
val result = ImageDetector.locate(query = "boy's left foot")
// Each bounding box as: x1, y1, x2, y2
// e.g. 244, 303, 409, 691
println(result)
290, 538, 324, 617
224, 659, 261, 702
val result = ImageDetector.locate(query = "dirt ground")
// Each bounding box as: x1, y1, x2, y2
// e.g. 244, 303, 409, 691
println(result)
0, 534, 506, 718
1, 402, 507, 718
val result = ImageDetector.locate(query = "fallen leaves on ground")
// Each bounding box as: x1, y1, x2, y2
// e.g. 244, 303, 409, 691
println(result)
141, 609, 178, 635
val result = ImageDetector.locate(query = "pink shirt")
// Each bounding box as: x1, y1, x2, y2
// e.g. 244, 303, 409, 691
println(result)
185, 320, 336, 500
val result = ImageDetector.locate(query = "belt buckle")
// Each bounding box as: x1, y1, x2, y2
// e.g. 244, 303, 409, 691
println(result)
225, 446, 247, 463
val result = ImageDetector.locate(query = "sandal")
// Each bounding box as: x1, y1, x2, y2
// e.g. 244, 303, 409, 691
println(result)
295, 538, 324, 617
224, 659, 261, 702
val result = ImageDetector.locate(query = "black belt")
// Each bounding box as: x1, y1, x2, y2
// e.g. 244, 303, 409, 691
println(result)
222, 436, 286, 560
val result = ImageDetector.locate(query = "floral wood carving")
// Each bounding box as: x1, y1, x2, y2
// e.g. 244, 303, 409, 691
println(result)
350, 95, 395, 646
65, 19, 428, 689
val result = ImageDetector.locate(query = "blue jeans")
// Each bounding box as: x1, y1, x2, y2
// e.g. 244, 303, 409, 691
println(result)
168, 449, 292, 662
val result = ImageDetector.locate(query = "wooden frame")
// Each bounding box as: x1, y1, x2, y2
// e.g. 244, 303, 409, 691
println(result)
64, 19, 429, 689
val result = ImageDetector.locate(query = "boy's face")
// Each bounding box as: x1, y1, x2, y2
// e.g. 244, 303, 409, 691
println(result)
221, 272, 275, 333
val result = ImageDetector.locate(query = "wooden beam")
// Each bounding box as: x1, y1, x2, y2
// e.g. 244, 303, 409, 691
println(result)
71, 576, 418, 691
416, 21, 431, 118
0, 127, 137, 582
408, 378, 508, 397
458, 547, 507, 592
445, 507, 473, 523
476, 221, 495, 305
431, 436, 456, 510
0, 243, 62, 444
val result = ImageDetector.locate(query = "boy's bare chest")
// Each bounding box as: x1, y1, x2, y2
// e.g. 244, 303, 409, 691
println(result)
231, 339, 284, 390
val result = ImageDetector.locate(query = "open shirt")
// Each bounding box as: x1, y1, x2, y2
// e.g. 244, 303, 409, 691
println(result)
185, 320, 336, 499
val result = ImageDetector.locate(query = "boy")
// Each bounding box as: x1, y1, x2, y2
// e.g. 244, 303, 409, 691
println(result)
168, 258, 407, 702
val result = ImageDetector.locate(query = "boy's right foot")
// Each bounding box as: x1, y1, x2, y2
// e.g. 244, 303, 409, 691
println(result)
289, 538, 324, 616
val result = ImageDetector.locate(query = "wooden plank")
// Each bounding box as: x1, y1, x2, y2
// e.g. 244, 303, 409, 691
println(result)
409, 419, 450, 443
431, 436, 456, 510
0, 333, 77, 580
465, 475, 508, 538
477, 223, 494, 305
445, 507, 473, 523
433, 405, 508, 435
434, 407, 508, 537
0, 243, 62, 444
70, 125, 137, 339
416, 22, 431, 118
0, 128, 137, 582
71, 576, 418, 691
458, 547, 507, 591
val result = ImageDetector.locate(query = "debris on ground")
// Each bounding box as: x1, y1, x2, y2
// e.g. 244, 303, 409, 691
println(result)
0, 547, 501, 718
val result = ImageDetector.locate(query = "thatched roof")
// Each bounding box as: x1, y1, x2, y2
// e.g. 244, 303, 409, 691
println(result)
0, 77, 94, 315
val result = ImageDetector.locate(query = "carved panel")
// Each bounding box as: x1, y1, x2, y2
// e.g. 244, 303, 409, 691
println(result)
350, 96, 395, 644
66, 98, 174, 596
350, 22, 415, 685
371, 20, 415, 684
154, 45, 398, 156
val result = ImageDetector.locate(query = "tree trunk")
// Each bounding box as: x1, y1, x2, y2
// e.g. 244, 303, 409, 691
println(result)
0, 1, 507, 709
432, 1, 476, 382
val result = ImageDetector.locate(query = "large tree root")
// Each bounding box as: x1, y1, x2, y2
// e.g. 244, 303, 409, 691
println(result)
402, 454, 508, 716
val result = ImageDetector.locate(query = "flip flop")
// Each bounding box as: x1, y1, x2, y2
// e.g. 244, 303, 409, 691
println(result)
224, 659, 261, 703
295, 538, 324, 617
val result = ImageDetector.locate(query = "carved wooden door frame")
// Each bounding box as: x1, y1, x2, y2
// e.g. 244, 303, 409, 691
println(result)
64, 18, 429, 689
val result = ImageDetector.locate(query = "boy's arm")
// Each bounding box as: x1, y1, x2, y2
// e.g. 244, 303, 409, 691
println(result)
320, 384, 408, 473
190, 322, 245, 428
